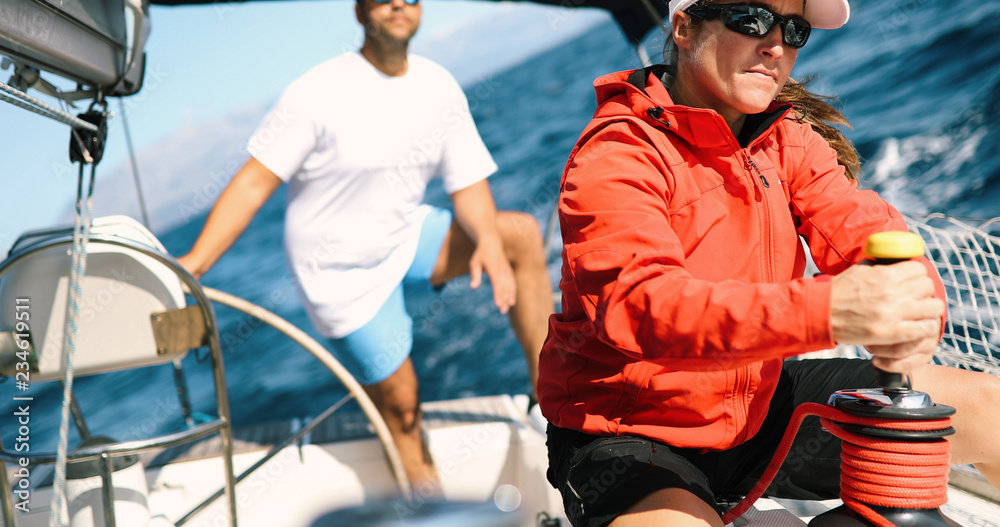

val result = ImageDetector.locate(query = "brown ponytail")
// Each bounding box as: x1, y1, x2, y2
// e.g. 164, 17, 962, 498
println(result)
779, 77, 861, 184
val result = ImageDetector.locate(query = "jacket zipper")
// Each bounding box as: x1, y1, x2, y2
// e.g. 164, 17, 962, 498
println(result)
734, 366, 749, 444
747, 157, 769, 188
742, 151, 775, 284
737, 151, 774, 435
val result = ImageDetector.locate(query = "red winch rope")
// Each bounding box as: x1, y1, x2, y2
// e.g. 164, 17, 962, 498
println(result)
721, 402, 952, 527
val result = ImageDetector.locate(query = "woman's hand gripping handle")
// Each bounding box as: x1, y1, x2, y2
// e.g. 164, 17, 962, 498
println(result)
830, 232, 945, 389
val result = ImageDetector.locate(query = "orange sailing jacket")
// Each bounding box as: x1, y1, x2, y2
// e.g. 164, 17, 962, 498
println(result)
537, 67, 944, 450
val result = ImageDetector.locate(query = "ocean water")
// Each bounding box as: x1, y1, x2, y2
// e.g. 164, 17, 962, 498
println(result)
4, 0, 1000, 451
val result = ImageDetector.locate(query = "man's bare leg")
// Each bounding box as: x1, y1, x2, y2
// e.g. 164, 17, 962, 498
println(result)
363, 358, 442, 495
430, 211, 553, 394
495, 211, 554, 393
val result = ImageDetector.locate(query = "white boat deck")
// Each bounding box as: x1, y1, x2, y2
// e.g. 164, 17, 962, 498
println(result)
5, 394, 1000, 526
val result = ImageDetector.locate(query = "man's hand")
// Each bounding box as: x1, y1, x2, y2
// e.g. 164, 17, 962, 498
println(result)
174, 254, 204, 280
831, 260, 944, 373
449, 180, 519, 313
469, 235, 516, 314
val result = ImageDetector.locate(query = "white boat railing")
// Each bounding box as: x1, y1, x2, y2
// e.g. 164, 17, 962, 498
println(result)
0, 231, 240, 527
197, 286, 412, 502
0, 224, 412, 525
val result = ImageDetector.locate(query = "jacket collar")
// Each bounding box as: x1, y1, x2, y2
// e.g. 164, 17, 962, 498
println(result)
593, 66, 794, 150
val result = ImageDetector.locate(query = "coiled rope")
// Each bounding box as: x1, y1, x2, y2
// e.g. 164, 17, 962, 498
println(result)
722, 402, 953, 527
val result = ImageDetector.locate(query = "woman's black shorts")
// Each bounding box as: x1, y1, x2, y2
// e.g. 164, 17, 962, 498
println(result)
545, 358, 880, 527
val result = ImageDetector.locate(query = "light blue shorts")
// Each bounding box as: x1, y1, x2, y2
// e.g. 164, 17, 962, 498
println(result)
327, 207, 453, 385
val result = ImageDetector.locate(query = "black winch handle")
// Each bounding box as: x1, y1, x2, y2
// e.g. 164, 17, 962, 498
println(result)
864, 231, 926, 392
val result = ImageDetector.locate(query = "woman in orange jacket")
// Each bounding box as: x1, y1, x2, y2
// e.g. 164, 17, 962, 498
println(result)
538, 0, 1000, 525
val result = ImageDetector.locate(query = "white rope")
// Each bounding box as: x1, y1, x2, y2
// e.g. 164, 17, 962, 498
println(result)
48, 162, 97, 527
0, 81, 99, 132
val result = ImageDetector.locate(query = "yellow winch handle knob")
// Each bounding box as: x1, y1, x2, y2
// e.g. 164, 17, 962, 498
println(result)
864, 231, 926, 393
865, 231, 925, 261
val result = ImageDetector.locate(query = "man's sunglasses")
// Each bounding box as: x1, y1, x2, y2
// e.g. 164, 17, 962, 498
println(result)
684, 3, 812, 49
370, 0, 419, 4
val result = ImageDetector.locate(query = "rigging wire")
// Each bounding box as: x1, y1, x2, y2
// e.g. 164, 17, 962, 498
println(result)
115, 96, 193, 433
118, 98, 152, 228
0, 81, 99, 133
2, 73, 155, 228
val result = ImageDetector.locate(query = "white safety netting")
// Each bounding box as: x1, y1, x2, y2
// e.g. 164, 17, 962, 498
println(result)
907, 214, 1000, 376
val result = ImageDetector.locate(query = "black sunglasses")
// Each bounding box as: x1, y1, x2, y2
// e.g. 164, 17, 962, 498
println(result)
684, 3, 812, 49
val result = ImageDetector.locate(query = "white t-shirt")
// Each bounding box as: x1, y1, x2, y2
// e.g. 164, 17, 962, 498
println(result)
249, 52, 497, 338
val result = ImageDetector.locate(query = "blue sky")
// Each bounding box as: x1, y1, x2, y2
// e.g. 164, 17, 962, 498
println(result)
1, 1, 608, 252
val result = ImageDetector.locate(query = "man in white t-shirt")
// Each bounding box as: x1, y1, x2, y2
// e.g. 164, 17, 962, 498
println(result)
176, 0, 553, 493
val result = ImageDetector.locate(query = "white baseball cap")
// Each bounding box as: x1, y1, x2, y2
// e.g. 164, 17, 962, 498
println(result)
668, 0, 851, 30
